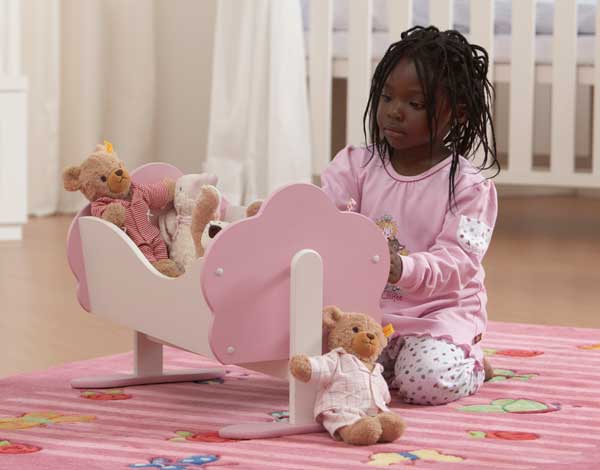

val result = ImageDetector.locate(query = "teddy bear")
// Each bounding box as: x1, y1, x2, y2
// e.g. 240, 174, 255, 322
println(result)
158, 173, 220, 272
62, 142, 181, 278
190, 185, 262, 258
289, 306, 405, 446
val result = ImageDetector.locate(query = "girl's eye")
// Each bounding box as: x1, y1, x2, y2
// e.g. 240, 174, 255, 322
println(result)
381, 94, 392, 103
100, 176, 107, 182
411, 102, 425, 110
352, 327, 360, 333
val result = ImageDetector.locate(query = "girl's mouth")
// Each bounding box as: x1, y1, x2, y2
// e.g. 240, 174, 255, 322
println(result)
384, 128, 407, 139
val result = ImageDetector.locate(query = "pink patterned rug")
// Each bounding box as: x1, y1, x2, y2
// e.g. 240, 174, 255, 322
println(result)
2, 321, 600, 470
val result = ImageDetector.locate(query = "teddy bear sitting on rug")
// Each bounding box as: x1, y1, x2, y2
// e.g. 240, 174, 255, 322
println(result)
289, 306, 405, 446
62, 141, 181, 277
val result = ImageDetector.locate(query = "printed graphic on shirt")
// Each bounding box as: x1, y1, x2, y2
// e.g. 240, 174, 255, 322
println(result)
457, 215, 492, 254
376, 215, 409, 303
375, 215, 399, 240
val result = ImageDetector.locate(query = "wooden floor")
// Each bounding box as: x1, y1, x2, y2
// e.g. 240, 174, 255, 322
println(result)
2, 195, 600, 378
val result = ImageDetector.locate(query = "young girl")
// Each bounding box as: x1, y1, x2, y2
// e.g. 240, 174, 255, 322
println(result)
321, 26, 499, 405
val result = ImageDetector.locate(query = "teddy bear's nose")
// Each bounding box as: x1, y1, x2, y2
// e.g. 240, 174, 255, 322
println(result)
115, 169, 123, 177
367, 333, 375, 340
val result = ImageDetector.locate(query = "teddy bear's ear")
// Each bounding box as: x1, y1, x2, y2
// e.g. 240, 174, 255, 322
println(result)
63, 166, 82, 191
323, 305, 344, 329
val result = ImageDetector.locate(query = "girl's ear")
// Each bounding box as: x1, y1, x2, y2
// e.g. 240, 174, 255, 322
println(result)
323, 305, 344, 330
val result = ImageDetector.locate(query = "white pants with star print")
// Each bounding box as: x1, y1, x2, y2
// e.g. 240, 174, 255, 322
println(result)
378, 336, 485, 405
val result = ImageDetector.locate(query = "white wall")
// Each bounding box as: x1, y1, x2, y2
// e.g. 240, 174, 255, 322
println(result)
154, 0, 217, 173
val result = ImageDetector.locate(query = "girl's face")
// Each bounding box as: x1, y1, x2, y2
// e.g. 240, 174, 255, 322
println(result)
376, 58, 451, 159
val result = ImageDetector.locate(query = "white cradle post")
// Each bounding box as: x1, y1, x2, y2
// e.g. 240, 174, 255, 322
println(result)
289, 249, 323, 425
218, 249, 325, 439
135, 332, 163, 376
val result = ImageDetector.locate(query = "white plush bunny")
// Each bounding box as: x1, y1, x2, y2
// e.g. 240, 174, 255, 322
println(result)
159, 173, 218, 272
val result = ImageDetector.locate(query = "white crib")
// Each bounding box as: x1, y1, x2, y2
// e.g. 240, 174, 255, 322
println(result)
0, 0, 27, 240
306, 0, 600, 189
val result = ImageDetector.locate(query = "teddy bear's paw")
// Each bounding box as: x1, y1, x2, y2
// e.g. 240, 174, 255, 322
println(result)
339, 417, 382, 446
152, 259, 183, 278
103, 203, 126, 228
376, 412, 405, 443
246, 200, 262, 218
289, 355, 311, 383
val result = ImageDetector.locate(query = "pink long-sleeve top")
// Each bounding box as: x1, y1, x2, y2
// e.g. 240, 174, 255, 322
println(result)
321, 145, 498, 365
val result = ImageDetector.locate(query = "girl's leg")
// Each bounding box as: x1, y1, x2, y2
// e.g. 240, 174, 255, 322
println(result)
393, 336, 484, 405
377, 336, 405, 388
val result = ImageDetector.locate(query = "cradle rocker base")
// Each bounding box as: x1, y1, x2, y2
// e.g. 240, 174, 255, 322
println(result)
219, 422, 324, 440
71, 331, 226, 389
71, 368, 226, 389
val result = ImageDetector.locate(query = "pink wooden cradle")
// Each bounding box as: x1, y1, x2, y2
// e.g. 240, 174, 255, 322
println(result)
66, 163, 389, 438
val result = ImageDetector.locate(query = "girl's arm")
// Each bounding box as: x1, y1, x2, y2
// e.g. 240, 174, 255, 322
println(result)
320, 146, 363, 212
394, 180, 498, 299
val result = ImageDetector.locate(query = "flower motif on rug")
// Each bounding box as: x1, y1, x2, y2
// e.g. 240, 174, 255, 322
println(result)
129, 455, 220, 469
168, 431, 238, 443
458, 398, 561, 414
80, 389, 132, 400
578, 343, 600, 350
0, 412, 96, 430
484, 348, 544, 358
269, 411, 289, 423
488, 369, 538, 382
467, 430, 540, 440
0, 439, 42, 454
368, 449, 464, 466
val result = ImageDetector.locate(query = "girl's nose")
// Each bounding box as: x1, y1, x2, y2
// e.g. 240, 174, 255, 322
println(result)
388, 104, 405, 121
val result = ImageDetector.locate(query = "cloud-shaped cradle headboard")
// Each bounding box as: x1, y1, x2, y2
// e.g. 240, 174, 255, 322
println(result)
202, 183, 389, 365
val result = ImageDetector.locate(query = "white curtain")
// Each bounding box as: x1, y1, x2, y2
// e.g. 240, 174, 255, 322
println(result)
206, 0, 312, 205
23, 0, 157, 215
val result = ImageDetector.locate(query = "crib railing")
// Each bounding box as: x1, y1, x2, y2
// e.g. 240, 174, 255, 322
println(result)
308, 0, 600, 188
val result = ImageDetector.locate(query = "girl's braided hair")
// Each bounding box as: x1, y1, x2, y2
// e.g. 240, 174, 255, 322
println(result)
364, 25, 500, 208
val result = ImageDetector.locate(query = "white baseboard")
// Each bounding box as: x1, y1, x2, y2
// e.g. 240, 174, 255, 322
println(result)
0, 225, 23, 241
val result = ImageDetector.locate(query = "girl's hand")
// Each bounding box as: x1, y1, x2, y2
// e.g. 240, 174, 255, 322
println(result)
388, 240, 403, 284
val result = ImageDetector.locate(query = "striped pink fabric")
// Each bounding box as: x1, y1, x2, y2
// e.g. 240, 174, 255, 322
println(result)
92, 182, 171, 262
1, 321, 600, 469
